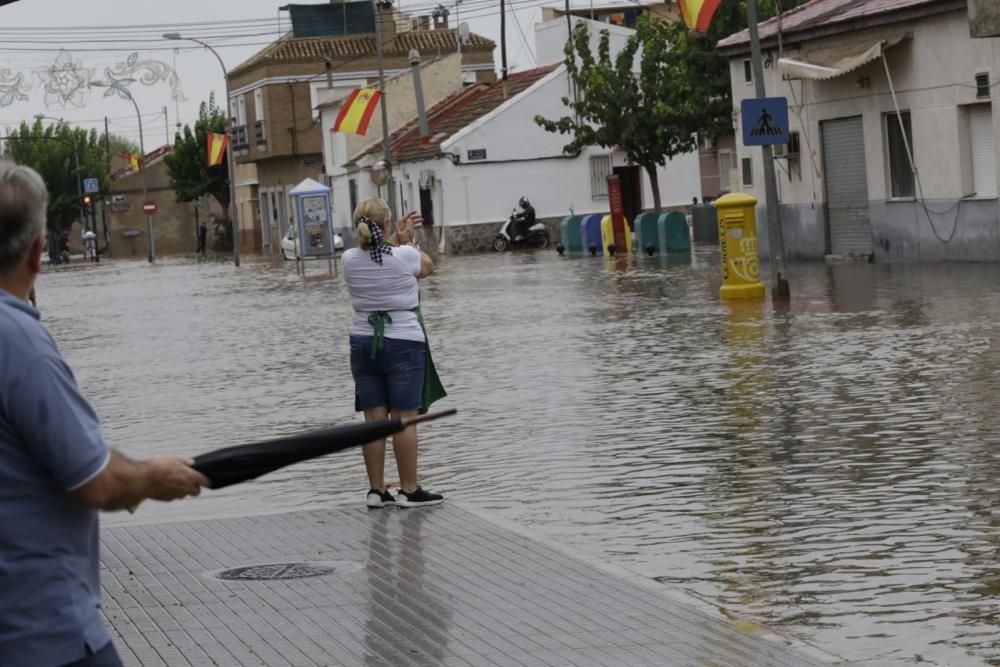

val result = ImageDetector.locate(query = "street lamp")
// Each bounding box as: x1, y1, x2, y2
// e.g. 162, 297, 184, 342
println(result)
164, 32, 240, 268
32, 114, 86, 240
89, 80, 155, 263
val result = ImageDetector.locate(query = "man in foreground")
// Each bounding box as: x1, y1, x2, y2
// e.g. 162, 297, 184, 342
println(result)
0, 161, 210, 667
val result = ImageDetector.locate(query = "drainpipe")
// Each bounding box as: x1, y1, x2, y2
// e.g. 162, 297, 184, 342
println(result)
409, 50, 430, 137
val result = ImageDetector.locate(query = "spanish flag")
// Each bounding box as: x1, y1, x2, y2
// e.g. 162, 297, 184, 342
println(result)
678, 0, 723, 32
332, 88, 381, 136
207, 132, 229, 167
126, 152, 142, 173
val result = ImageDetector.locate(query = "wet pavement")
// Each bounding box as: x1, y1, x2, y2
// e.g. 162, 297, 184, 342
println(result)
100, 506, 830, 666
38, 248, 1000, 666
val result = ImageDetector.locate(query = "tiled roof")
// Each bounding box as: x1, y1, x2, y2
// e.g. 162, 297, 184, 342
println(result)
346, 64, 560, 166
718, 0, 942, 50
111, 145, 173, 182
231, 29, 495, 75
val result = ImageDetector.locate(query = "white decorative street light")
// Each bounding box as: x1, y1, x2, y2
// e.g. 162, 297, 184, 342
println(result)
163, 32, 240, 268
89, 80, 154, 263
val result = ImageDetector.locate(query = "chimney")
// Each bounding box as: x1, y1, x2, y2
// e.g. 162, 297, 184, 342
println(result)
375, 1, 397, 44
432, 4, 450, 30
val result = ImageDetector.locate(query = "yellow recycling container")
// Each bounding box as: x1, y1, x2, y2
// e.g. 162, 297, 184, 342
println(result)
712, 193, 766, 300
600, 215, 633, 255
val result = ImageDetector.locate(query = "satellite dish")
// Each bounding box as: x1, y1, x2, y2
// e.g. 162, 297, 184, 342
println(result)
458, 22, 470, 46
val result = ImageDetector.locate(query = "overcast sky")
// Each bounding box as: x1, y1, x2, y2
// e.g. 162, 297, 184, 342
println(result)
0, 0, 564, 149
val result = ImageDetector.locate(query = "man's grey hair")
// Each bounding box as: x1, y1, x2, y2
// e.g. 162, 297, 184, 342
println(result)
0, 161, 48, 276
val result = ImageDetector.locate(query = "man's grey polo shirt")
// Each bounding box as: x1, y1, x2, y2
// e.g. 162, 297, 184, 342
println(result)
0, 289, 112, 666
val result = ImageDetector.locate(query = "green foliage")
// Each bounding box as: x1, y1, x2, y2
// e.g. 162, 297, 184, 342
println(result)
164, 94, 230, 216
0, 120, 132, 233
536, 17, 728, 211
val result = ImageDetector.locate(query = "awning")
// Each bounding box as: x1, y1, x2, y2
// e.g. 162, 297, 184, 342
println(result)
778, 33, 910, 81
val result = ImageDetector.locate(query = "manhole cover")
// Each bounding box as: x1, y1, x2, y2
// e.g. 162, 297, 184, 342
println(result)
216, 562, 337, 581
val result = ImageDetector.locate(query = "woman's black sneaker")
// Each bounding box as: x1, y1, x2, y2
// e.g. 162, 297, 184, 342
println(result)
366, 489, 395, 508
396, 487, 444, 508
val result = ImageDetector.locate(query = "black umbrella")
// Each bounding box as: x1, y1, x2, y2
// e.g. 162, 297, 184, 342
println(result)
193, 409, 457, 489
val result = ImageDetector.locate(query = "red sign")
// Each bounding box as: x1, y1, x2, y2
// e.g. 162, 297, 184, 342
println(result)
142, 200, 157, 214
607, 175, 628, 249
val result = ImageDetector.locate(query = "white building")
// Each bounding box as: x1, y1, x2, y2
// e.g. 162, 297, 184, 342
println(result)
325, 17, 701, 253
718, 0, 1000, 262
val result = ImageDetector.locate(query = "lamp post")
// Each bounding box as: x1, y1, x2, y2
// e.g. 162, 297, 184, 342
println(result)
164, 32, 240, 267
89, 81, 154, 263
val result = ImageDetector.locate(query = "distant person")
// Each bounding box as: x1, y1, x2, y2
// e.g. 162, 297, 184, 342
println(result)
513, 196, 536, 241
0, 161, 210, 667
197, 222, 207, 255
342, 197, 445, 509
83, 228, 97, 261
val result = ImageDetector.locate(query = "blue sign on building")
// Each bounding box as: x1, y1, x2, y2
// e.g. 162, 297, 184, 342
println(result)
741, 97, 790, 146
83, 178, 100, 194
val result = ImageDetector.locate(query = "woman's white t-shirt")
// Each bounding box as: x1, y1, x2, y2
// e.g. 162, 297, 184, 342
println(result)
342, 245, 425, 342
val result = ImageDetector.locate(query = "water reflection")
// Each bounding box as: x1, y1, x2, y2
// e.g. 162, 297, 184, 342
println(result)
364, 511, 451, 666
37, 250, 1000, 666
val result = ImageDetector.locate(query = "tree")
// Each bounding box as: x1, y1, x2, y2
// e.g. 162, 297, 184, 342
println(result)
165, 95, 229, 209
1, 120, 134, 235
164, 94, 231, 250
536, 17, 728, 212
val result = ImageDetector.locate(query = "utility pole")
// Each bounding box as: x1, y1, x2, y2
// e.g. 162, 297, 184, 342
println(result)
747, 0, 789, 298
372, 0, 398, 219
500, 0, 508, 81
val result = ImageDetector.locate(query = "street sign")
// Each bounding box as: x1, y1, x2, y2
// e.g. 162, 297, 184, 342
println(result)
83, 178, 100, 194
741, 97, 790, 146
143, 200, 157, 214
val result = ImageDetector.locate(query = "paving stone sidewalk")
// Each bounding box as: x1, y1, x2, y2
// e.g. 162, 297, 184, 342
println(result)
100, 505, 834, 667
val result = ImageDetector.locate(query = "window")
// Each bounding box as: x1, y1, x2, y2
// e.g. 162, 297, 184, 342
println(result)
254, 88, 266, 145
348, 179, 358, 216
976, 73, 991, 100
719, 151, 734, 192
233, 95, 248, 149
886, 112, 915, 198
968, 104, 996, 198
744, 60, 753, 84
590, 155, 612, 199
741, 157, 753, 187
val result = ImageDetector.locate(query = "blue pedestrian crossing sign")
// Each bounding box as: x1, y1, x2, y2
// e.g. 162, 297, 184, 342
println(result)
741, 97, 789, 146
83, 178, 100, 194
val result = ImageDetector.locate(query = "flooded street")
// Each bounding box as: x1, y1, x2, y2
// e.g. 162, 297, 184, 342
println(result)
38, 249, 1000, 666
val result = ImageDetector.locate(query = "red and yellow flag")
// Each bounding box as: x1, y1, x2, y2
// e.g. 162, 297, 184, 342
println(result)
678, 0, 723, 32
126, 152, 142, 173
207, 132, 229, 167
332, 88, 381, 136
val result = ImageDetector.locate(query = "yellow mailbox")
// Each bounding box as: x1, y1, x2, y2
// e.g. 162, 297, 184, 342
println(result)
712, 193, 766, 300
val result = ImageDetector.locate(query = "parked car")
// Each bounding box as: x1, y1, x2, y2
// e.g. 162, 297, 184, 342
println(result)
281, 226, 344, 260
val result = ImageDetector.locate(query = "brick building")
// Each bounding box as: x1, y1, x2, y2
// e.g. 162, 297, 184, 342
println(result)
227, 1, 495, 252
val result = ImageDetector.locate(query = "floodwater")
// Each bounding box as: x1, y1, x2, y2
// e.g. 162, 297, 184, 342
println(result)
37, 248, 1000, 666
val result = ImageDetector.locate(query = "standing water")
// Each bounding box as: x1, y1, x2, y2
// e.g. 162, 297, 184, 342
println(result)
37, 249, 1000, 666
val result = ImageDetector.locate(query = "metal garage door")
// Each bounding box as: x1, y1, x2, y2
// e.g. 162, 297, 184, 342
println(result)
822, 116, 872, 256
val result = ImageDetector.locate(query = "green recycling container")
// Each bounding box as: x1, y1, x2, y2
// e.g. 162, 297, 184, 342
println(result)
634, 213, 660, 254
662, 211, 691, 253
559, 215, 583, 253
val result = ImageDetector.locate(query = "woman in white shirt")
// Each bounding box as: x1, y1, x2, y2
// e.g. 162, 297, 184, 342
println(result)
342, 197, 444, 508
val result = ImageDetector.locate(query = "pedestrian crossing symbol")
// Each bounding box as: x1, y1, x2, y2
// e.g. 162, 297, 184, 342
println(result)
741, 97, 790, 146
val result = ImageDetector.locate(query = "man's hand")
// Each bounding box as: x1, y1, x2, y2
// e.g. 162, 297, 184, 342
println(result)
146, 457, 211, 501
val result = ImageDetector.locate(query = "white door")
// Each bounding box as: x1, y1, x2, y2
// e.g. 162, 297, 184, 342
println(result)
969, 105, 996, 198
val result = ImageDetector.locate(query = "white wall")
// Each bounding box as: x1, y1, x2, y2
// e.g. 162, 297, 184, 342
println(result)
729, 9, 1000, 207
534, 17, 635, 67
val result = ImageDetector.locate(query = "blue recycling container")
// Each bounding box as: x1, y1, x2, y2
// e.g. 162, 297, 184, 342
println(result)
580, 214, 604, 256
559, 215, 583, 253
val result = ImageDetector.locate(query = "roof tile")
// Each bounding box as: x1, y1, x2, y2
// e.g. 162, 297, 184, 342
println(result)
718, 0, 939, 49
347, 64, 560, 166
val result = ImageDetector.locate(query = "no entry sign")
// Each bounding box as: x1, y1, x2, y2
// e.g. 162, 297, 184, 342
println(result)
142, 200, 157, 214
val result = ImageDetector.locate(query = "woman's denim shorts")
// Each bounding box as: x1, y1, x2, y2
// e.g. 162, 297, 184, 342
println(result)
350, 335, 426, 411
